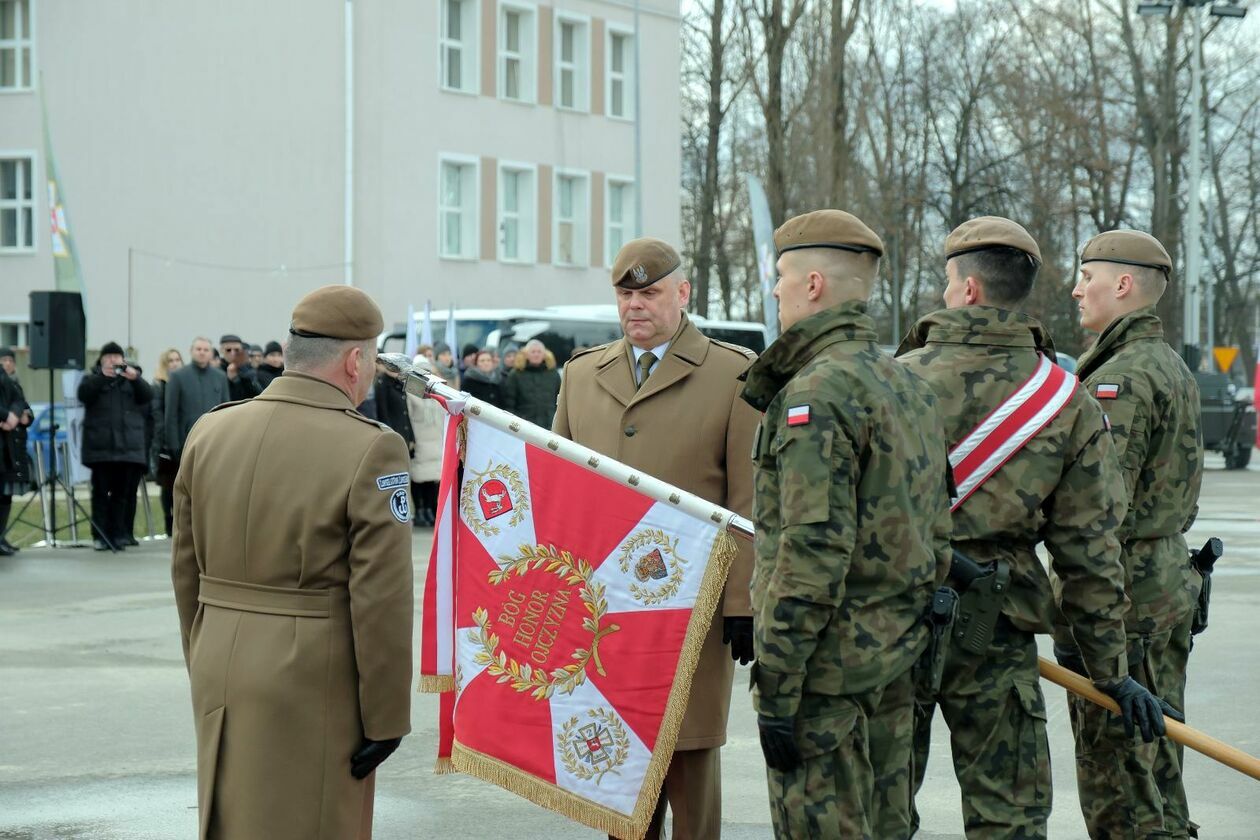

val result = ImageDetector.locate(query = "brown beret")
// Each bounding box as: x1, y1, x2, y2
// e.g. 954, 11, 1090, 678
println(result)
774, 209, 884, 257
944, 216, 1042, 263
1080, 230, 1172, 276
611, 237, 682, 289
289, 285, 385, 340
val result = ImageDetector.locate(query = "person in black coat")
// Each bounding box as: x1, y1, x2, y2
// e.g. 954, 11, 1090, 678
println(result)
460, 349, 503, 407
77, 342, 153, 550
501, 340, 561, 429
255, 341, 285, 389
373, 367, 415, 453
0, 346, 33, 555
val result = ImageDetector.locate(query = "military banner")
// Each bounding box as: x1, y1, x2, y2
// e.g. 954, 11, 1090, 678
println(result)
421, 412, 735, 837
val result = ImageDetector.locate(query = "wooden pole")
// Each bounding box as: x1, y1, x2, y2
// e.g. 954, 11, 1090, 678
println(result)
1039, 657, 1260, 782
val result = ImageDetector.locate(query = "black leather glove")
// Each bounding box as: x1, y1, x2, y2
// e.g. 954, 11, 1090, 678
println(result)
757, 714, 802, 773
723, 616, 754, 665
350, 736, 403, 779
1094, 677, 1184, 743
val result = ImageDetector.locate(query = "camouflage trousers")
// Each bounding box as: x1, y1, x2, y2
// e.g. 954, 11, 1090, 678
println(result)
1066, 613, 1194, 839
766, 668, 914, 839
912, 619, 1051, 840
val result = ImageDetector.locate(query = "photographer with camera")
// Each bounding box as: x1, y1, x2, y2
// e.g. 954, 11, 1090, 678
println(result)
77, 342, 153, 551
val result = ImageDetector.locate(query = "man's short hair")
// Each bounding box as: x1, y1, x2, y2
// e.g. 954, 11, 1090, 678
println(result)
952, 246, 1039, 306
285, 335, 369, 371
524, 339, 545, 352
190, 336, 212, 350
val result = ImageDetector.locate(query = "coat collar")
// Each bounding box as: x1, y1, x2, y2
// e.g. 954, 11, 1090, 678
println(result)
741, 300, 875, 411
896, 305, 1056, 356
255, 371, 357, 411
593, 313, 710, 408
1076, 306, 1164, 380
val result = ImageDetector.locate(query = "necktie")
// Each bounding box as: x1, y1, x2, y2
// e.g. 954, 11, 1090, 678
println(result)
636, 351, 656, 391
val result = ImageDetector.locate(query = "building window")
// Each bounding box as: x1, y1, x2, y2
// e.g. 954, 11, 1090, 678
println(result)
0, 321, 28, 348
554, 171, 589, 267
499, 3, 536, 104
606, 178, 636, 264
0, 156, 34, 252
439, 0, 478, 93
555, 16, 589, 112
438, 157, 478, 260
498, 164, 536, 263
607, 29, 633, 120
0, 0, 32, 91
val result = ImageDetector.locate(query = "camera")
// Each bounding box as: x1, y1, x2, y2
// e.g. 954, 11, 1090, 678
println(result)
113, 365, 127, 374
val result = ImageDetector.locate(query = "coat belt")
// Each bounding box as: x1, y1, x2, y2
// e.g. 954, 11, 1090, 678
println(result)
197, 574, 345, 618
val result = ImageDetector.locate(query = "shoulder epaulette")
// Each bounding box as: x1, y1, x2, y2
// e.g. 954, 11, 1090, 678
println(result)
710, 338, 758, 360
344, 409, 393, 432
566, 342, 616, 364
207, 399, 249, 413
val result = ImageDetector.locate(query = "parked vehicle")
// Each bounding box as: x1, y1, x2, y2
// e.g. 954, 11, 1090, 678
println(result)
1194, 372, 1255, 470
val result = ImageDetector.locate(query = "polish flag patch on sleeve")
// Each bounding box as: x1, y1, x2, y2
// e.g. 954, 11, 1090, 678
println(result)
1095, 383, 1120, 400
786, 405, 811, 426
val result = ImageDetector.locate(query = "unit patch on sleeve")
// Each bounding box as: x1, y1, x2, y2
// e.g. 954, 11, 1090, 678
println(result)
376, 472, 410, 491
786, 405, 811, 427
1095, 383, 1120, 400
389, 488, 411, 523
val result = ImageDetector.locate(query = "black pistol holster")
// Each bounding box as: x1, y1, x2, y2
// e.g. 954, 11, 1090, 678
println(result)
1190, 537, 1223, 636
950, 552, 1011, 656
922, 586, 959, 695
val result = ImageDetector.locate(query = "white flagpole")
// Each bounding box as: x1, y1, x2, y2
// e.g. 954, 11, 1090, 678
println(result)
380, 354, 753, 541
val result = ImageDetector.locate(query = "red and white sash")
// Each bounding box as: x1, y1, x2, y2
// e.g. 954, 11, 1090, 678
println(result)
949, 354, 1076, 511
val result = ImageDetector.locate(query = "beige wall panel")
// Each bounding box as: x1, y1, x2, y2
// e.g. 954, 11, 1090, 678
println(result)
537, 5, 553, 107
481, 156, 498, 262
591, 18, 606, 116
481, 0, 497, 97
591, 171, 605, 269
538, 163, 554, 265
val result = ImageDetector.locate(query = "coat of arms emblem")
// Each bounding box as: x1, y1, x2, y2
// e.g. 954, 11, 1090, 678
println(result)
478, 478, 513, 520
619, 528, 688, 606
634, 548, 668, 582
557, 707, 630, 785
461, 460, 529, 537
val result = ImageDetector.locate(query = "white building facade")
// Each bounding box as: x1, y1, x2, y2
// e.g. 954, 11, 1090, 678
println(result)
0, 0, 681, 364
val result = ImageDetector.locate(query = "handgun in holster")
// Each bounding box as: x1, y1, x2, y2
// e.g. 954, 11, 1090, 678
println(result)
1190, 537, 1223, 636
948, 549, 1010, 656
922, 586, 959, 695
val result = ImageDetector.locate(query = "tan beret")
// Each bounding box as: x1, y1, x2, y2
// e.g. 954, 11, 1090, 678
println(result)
944, 216, 1042, 263
774, 209, 884, 257
1081, 230, 1172, 276
289, 285, 385, 340
611, 237, 682, 289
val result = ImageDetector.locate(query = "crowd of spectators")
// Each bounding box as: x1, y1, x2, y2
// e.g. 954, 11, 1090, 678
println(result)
1, 328, 566, 545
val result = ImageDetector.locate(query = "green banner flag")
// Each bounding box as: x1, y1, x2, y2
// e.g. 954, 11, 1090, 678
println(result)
40, 83, 83, 294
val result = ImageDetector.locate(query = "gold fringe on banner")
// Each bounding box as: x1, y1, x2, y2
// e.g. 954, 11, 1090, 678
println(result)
449, 528, 739, 840
433, 756, 456, 775
418, 674, 455, 693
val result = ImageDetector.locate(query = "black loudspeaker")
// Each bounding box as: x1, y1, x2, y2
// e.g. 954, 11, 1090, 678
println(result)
29, 291, 86, 370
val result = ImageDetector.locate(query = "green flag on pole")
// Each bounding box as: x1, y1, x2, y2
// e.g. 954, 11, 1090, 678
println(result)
40, 82, 83, 294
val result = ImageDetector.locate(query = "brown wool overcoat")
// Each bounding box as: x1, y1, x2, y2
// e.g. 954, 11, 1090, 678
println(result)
552, 314, 758, 749
172, 372, 414, 840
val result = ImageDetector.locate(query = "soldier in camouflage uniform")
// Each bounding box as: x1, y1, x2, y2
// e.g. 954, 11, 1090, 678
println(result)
1058, 230, 1203, 839
895, 217, 1178, 840
742, 210, 953, 839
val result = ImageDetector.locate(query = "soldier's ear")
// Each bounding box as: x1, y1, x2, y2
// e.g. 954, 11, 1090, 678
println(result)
964, 276, 982, 306
1115, 272, 1135, 299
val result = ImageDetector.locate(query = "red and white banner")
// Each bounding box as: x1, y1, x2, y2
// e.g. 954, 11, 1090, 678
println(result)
420, 415, 735, 837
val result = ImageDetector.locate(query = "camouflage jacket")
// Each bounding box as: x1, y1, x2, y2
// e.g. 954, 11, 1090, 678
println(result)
1075, 307, 1203, 635
896, 306, 1128, 681
742, 301, 952, 718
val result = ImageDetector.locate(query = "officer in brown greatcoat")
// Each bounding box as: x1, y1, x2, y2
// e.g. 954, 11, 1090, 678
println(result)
172, 285, 414, 840
553, 237, 760, 839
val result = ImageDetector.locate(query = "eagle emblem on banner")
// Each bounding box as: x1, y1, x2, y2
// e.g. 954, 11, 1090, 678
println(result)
462, 460, 529, 537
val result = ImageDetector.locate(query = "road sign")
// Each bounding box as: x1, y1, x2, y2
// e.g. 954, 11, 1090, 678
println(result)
1213, 347, 1239, 373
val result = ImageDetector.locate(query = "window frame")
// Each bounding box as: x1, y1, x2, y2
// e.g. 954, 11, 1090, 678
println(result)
605, 23, 634, 122
497, 161, 537, 264
0, 0, 35, 93
0, 151, 37, 254
553, 11, 590, 114
436, 153, 480, 262
497, 0, 538, 105
604, 174, 636, 266
437, 0, 480, 96
552, 167, 590, 268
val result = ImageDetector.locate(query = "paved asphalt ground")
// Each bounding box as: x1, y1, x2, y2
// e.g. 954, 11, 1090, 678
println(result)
1, 453, 1257, 839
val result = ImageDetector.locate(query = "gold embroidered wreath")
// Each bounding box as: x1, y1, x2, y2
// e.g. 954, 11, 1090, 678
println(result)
468, 544, 619, 701
618, 528, 687, 607
557, 707, 631, 785
460, 460, 530, 538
